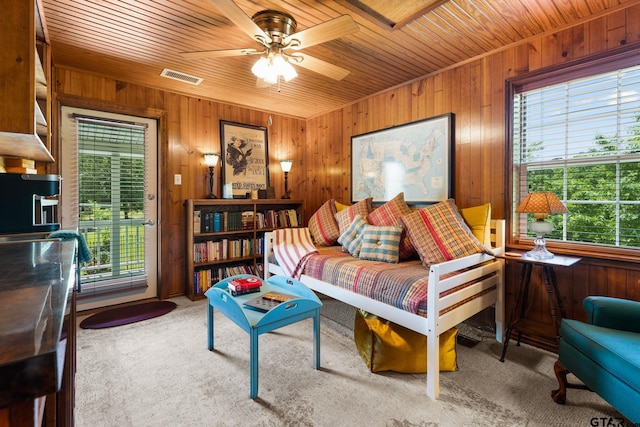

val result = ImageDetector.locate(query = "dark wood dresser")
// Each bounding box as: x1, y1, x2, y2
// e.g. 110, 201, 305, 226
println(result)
0, 239, 77, 427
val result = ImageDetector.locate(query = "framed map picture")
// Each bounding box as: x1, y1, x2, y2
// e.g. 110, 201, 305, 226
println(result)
220, 120, 269, 198
350, 113, 455, 204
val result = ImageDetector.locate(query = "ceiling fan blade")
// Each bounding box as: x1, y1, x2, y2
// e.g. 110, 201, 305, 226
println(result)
284, 15, 359, 50
207, 0, 272, 45
294, 53, 351, 81
180, 48, 260, 60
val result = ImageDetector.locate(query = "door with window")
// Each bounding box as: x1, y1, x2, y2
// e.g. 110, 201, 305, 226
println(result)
60, 106, 159, 310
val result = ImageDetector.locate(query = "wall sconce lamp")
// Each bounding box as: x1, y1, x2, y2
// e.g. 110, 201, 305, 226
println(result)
516, 192, 568, 259
280, 160, 293, 199
203, 153, 220, 199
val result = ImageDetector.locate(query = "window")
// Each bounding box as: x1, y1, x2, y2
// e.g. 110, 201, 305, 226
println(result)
511, 52, 640, 253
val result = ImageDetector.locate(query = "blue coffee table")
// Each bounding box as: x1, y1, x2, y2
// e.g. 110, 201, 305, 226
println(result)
204, 274, 322, 399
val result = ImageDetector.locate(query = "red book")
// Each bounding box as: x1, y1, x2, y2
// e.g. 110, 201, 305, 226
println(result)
228, 277, 262, 293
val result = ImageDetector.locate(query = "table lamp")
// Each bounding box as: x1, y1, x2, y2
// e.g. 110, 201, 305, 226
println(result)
280, 160, 293, 199
516, 192, 568, 259
204, 153, 219, 199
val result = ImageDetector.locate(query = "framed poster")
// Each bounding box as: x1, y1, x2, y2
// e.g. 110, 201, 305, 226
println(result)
350, 113, 455, 204
220, 120, 269, 198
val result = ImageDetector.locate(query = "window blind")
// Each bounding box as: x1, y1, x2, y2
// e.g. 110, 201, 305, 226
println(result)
63, 111, 150, 295
513, 63, 640, 249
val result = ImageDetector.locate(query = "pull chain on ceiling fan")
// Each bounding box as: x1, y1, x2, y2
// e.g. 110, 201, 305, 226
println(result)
180, 0, 360, 85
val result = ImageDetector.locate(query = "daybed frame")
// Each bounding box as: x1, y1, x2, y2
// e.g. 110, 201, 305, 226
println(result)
263, 219, 506, 399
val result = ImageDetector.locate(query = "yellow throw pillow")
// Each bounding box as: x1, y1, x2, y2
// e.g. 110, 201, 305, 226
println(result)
354, 309, 458, 373
334, 201, 350, 212
460, 203, 492, 247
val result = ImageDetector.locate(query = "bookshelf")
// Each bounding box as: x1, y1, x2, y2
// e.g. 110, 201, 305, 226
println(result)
185, 199, 304, 300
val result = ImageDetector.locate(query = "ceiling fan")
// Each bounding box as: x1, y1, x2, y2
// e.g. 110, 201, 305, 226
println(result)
181, 0, 359, 85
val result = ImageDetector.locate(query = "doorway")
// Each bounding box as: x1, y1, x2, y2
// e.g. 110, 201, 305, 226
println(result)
60, 106, 159, 311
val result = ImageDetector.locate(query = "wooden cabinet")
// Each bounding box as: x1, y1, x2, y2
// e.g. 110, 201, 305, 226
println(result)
0, 0, 54, 163
185, 199, 304, 300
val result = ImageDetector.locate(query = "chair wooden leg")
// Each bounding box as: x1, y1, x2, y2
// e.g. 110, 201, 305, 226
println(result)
551, 360, 568, 404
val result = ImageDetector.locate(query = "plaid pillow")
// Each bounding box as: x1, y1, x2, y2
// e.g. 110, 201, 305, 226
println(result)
335, 198, 373, 236
337, 214, 369, 257
359, 225, 403, 263
367, 192, 415, 259
308, 199, 340, 246
399, 199, 492, 267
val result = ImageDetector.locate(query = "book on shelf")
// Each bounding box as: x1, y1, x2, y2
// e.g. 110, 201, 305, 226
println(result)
193, 210, 201, 234
243, 291, 297, 312
202, 211, 212, 233
241, 210, 254, 230
213, 212, 222, 232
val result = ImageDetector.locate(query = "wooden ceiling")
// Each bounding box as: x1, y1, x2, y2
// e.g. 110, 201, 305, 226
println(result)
40, 0, 633, 119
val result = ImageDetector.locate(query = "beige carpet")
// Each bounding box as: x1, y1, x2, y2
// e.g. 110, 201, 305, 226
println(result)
75, 296, 621, 427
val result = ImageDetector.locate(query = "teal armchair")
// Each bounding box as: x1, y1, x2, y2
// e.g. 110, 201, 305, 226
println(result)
552, 296, 640, 423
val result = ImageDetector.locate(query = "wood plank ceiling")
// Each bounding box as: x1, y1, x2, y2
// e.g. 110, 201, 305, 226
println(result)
40, 0, 634, 119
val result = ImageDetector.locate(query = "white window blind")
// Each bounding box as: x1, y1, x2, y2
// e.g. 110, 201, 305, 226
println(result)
513, 63, 640, 249
62, 110, 150, 295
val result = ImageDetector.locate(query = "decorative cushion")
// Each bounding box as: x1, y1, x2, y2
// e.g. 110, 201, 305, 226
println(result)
337, 214, 369, 257
335, 198, 373, 236
366, 192, 415, 259
460, 203, 492, 247
308, 199, 340, 246
354, 309, 458, 373
399, 199, 492, 267
334, 201, 350, 212
358, 225, 403, 263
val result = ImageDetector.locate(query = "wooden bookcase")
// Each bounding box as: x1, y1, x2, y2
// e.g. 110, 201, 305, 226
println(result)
185, 199, 304, 300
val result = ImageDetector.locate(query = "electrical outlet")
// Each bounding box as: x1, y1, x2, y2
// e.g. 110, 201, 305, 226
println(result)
174, 174, 182, 185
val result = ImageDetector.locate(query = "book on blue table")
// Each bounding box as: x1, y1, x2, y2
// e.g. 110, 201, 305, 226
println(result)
243, 291, 297, 312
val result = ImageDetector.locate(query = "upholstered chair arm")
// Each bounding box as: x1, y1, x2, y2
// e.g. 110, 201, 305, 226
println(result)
583, 296, 640, 333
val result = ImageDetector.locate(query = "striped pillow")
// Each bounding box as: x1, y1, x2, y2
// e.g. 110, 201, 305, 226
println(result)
337, 214, 369, 257
366, 192, 415, 259
335, 198, 373, 236
358, 225, 403, 263
400, 199, 492, 268
308, 199, 340, 246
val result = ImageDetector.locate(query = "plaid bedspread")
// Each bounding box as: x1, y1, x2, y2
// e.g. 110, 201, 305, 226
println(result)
303, 247, 430, 317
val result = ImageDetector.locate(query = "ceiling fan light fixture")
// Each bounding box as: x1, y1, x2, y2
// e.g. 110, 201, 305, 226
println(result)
251, 52, 297, 84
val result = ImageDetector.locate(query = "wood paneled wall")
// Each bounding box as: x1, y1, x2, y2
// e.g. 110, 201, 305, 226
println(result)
53, 70, 305, 299
302, 3, 640, 349
51, 2, 640, 342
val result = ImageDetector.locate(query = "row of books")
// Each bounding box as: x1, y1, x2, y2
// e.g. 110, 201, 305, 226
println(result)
194, 209, 300, 234
259, 209, 300, 229
194, 211, 248, 234
193, 263, 264, 295
193, 236, 264, 263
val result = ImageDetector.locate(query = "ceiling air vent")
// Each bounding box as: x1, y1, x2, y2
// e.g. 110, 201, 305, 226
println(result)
160, 68, 203, 85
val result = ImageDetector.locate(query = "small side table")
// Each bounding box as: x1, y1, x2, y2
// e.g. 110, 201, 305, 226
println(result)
498, 251, 581, 362
204, 274, 322, 399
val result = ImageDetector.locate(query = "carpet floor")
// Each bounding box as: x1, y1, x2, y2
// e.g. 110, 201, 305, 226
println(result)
75, 296, 622, 427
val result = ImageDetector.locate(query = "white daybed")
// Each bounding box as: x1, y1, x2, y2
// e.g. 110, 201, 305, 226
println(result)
263, 219, 505, 400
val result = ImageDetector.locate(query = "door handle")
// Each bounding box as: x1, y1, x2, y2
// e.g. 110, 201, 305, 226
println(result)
143, 220, 155, 226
